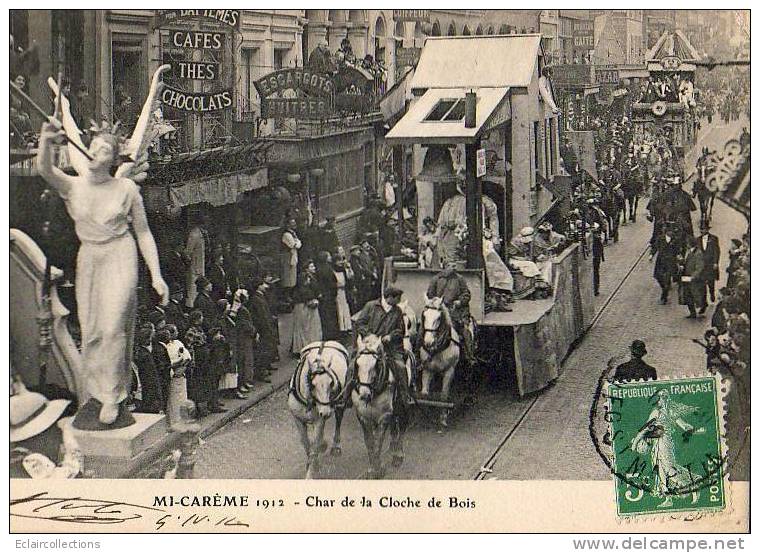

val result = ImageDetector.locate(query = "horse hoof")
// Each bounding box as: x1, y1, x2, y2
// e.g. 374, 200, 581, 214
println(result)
330, 446, 342, 457
391, 455, 404, 468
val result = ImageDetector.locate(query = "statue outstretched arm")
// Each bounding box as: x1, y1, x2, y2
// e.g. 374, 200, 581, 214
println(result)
130, 186, 169, 305
116, 65, 171, 180
36, 122, 78, 197
47, 77, 90, 177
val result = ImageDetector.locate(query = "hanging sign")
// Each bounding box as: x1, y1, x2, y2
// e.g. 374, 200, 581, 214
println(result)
171, 30, 225, 50
155, 9, 240, 29
596, 67, 620, 84
255, 66, 374, 119
161, 85, 233, 112
165, 59, 220, 80
396, 47, 421, 68
476, 148, 487, 178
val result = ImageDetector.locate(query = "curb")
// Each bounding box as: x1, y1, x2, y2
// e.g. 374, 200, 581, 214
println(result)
199, 379, 290, 439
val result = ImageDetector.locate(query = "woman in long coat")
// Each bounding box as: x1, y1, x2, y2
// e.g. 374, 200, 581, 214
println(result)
315, 251, 339, 341
333, 246, 354, 334
290, 261, 322, 356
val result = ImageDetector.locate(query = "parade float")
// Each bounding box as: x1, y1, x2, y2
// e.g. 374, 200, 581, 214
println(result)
632, 30, 701, 158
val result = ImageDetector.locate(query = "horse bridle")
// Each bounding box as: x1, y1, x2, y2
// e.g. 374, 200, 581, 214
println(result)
422, 306, 443, 334
354, 347, 389, 396
306, 364, 342, 407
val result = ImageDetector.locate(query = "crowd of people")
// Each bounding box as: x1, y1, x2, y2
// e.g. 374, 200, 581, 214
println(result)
127, 198, 395, 421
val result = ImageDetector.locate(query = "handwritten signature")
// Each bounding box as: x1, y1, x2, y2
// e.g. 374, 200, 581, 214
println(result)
11, 492, 249, 530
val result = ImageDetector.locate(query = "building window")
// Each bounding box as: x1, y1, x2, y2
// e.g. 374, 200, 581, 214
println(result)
112, 36, 147, 129
274, 48, 287, 70
241, 47, 260, 116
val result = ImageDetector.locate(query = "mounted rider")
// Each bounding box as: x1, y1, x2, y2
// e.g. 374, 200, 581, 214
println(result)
351, 286, 412, 405
426, 259, 474, 367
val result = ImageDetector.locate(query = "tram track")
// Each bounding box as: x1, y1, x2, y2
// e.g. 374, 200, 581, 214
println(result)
473, 240, 652, 480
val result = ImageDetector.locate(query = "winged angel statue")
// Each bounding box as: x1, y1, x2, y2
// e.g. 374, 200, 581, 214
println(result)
36, 66, 171, 427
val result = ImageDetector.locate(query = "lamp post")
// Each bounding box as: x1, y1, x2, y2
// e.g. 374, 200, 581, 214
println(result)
310, 167, 325, 222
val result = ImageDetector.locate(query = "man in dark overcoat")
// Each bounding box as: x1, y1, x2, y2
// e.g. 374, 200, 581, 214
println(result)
698, 220, 721, 305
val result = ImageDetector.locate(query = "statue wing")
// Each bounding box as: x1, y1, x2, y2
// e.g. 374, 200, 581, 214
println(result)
115, 64, 171, 180
47, 77, 89, 176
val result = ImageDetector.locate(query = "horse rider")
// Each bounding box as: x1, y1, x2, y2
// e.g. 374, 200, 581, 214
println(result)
351, 286, 413, 405
426, 260, 475, 368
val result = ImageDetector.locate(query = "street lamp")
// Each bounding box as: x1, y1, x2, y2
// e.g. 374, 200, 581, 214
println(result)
310, 167, 325, 222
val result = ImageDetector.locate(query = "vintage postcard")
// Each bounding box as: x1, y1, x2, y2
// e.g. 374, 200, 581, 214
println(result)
7, 4, 750, 535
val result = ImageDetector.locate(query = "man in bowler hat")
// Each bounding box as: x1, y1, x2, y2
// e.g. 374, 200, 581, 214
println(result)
613, 340, 658, 381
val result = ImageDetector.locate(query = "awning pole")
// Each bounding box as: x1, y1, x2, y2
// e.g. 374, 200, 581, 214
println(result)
397, 147, 406, 254
465, 140, 484, 270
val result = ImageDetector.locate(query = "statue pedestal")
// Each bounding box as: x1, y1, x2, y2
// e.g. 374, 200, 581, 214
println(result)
59, 414, 184, 478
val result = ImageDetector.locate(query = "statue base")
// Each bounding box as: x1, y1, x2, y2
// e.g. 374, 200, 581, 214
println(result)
59, 414, 181, 478
71, 398, 136, 430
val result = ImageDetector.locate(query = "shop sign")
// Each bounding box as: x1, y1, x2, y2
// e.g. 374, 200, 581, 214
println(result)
155, 9, 240, 29
255, 66, 374, 119
255, 68, 335, 98
165, 60, 220, 80
393, 10, 430, 22
552, 64, 593, 85
596, 67, 619, 84
572, 19, 594, 53
170, 30, 225, 50
476, 149, 486, 178
161, 85, 233, 112
396, 47, 421, 68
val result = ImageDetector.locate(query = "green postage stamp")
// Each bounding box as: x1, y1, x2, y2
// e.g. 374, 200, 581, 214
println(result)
606, 375, 727, 517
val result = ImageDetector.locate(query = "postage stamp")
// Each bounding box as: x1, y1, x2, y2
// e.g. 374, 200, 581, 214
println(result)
606, 375, 727, 517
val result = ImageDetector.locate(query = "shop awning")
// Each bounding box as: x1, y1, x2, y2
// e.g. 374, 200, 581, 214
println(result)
410, 35, 542, 89
384, 87, 510, 145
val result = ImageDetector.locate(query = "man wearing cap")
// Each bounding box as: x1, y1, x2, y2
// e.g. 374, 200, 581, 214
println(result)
698, 221, 720, 306
133, 324, 166, 414
680, 235, 706, 318
193, 275, 217, 331
613, 340, 658, 381
249, 277, 278, 376
352, 286, 412, 404
427, 260, 475, 366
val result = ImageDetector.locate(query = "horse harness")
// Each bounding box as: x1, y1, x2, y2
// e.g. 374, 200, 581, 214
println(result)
354, 346, 390, 396
289, 341, 350, 409
420, 305, 461, 357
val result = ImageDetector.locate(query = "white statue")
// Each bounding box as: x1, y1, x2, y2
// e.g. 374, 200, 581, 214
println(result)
36, 66, 171, 426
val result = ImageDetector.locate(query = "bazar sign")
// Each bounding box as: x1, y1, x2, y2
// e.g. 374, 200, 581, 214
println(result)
254, 68, 335, 98
161, 85, 233, 112
596, 67, 619, 84
155, 9, 240, 29
393, 10, 430, 22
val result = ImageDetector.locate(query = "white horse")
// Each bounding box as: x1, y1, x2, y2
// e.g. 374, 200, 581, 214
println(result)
353, 334, 408, 479
419, 297, 461, 427
287, 341, 350, 479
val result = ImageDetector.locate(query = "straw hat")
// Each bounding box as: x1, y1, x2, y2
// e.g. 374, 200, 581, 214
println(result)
10, 383, 70, 443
